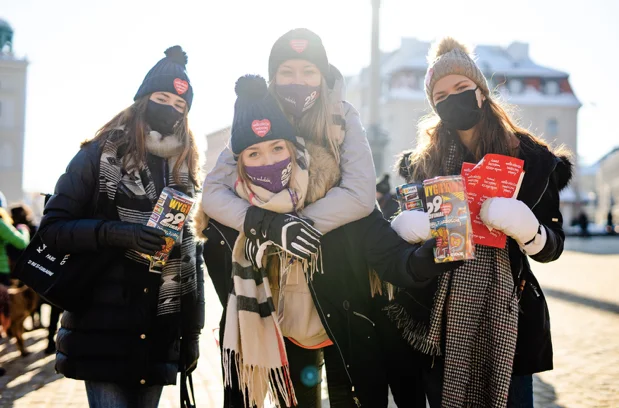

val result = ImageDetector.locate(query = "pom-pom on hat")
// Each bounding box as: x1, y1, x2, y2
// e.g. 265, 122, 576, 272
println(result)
231, 74, 297, 157
424, 37, 489, 111
268, 28, 329, 81
134, 45, 194, 110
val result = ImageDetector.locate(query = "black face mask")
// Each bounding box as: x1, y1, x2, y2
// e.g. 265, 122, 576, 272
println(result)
435, 88, 482, 131
145, 100, 183, 135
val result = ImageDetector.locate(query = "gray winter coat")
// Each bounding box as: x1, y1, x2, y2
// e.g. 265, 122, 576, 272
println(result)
201, 68, 376, 234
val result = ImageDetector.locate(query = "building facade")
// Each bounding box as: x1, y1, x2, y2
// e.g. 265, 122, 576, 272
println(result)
346, 38, 581, 221
203, 126, 231, 176
0, 18, 28, 204
595, 147, 619, 226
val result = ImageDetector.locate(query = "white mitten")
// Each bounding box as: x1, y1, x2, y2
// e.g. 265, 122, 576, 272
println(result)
480, 197, 539, 246
390, 210, 432, 244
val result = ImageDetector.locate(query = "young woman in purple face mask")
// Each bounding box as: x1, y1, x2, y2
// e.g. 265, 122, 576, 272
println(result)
196, 74, 460, 408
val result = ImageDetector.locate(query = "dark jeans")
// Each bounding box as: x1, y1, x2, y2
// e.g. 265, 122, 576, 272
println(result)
85, 382, 163, 408
507, 375, 534, 408
224, 337, 355, 408
277, 338, 355, 408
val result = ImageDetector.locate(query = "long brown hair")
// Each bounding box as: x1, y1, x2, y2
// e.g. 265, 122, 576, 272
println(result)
83, 96, 201, 188
268, 79, 340, 161
407, 94, 547, 181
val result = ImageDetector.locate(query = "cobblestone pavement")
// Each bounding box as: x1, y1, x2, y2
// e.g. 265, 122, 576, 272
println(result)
0, 236, 618, 407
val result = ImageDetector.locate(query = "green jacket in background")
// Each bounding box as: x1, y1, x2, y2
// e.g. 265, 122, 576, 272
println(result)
0, 219, 30, 275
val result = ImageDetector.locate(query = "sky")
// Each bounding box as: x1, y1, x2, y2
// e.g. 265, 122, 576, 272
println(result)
2, 0, 619, 193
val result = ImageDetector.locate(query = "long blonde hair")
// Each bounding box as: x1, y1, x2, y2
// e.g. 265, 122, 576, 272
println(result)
268, 79, 340, 161
406, 94, 545, 181
83, 96, 201, 188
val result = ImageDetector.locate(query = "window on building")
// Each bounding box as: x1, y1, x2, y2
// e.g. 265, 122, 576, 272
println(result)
509, 79, 523, 94
546, 118, 558, 138
545, 80, 560, 95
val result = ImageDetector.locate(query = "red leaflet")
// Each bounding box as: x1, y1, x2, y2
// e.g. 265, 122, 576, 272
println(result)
461, 154, 525, 248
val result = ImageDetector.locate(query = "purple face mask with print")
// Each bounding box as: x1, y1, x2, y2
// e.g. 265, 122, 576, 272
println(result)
244, 157, 293, 193
275, 84, 321, 119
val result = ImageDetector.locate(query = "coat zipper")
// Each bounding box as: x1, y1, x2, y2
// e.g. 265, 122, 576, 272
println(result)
307, 279, 361, 407
352, 311, 375, 327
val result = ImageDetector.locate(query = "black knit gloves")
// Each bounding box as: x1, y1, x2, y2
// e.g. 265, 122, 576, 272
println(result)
97, 221, 166, 255
244, 207, 321, 260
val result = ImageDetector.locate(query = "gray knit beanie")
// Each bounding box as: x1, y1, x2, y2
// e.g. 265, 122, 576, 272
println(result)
424, 37, 489, 111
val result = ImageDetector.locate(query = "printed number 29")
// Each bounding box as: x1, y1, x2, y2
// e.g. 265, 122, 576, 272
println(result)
163, 213, 186, 225
426, 196, 443, 214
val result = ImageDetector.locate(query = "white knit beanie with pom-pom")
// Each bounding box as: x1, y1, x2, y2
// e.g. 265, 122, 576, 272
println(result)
424, 37, 489, 111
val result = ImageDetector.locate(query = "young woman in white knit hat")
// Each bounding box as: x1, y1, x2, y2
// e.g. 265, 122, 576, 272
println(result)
387, 37, 573, 407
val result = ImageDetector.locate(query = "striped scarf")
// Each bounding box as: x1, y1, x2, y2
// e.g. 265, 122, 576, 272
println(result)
99, 133, 197, 316
386, 140, 519, 407
222, 139, 323, 408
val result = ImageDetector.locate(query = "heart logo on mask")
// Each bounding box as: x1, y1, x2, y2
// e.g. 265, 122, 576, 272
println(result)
290, 39, 308, 53
449, 233, 464, 250
173, 78, 189, 95
251, 119, 271, 137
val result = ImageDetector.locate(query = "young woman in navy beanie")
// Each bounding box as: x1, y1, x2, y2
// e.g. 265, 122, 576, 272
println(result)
38, 46, 204, 408
201, 27, 376, 248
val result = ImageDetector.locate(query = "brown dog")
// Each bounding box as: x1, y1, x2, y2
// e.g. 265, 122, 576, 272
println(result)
7, 283, 39, 356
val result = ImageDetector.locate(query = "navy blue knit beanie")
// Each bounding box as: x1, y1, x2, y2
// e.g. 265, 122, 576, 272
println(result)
134, 46, 193, 110
231, 75, 297, 157
268, 28, 329, 81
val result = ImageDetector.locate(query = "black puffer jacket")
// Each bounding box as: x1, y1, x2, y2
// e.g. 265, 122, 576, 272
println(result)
396, 133, 573, 376
204, 208, 422, 407
39, 140, 205, 386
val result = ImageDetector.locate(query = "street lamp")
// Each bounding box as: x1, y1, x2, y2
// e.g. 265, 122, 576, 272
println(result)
367, 0, 389, 175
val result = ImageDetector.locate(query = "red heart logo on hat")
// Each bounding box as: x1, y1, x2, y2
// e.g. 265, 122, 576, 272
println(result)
173, 78, 189, 95
290, 39, 308, 53
251, 119, 271, 137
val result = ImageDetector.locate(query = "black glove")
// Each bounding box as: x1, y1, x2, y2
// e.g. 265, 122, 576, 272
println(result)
407, 238, 464, 282
244, 235, 264, 269
244, 207, 322, 260
97, 221, 166, 255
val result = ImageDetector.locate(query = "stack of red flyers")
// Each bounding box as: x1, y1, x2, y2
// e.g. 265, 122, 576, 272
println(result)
461, 154, 525, 248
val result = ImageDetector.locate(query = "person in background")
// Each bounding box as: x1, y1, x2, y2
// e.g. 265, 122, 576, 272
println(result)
389, 37, 573, 407
376, 174, 399, 220
6, 203, 48, 332
38, 46, 203, 408
0, 282, 11, 376
0, 193, 30, 287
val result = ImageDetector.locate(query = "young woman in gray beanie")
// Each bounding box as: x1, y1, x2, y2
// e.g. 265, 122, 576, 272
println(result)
387, 37, 573, 407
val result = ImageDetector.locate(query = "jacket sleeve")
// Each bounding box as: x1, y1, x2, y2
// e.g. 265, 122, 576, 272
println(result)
360, 209, 420, 288
529, 172, 565, 263
38, 144, 103, 253
300, 103, 377, 234
201, 145, 248, 232
0, 220, 30, 249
